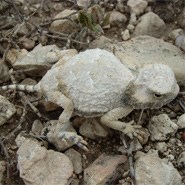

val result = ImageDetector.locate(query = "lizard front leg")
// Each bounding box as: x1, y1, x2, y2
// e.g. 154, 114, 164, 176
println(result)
100, 107, 142, 139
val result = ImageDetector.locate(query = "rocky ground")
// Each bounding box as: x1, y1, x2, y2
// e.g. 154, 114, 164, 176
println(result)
0, 0, 185, 185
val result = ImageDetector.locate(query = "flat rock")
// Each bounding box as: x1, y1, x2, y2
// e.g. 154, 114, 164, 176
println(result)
133, 12, 165, 38
17, 138, 73, 185
148, 114, 178, 141
84, 154, 127, 185
13, 44, 63, 76
89, 35, 185, 85
135, 150, 182, 185
0, 95, 16, 126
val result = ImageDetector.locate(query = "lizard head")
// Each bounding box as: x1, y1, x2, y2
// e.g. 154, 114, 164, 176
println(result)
124, 64, 179, 109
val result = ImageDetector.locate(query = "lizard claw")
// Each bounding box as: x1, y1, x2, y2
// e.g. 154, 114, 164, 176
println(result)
122, 120, 147, 143
58, 132, 89, 151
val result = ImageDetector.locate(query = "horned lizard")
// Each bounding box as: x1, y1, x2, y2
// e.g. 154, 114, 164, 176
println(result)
0, 48, 179, 150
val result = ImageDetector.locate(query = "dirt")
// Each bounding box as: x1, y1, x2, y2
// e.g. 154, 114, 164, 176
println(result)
0, 0, 185, 185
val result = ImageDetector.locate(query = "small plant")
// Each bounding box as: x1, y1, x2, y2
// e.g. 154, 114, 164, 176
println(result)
78, 4, 111, 34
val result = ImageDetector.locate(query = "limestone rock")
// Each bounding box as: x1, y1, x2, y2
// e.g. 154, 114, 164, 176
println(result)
84, 154, 127, 185
135, 150, 182, 185
89, 35, 185, 85
133, 12, 165, 38
148, 114, 178, 141
127, 0, 148, 16
17, 138, 73, 185
0, 95, 16, 126
49, 9, 77, 34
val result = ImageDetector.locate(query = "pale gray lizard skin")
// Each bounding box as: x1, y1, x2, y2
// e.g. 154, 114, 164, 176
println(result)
0, 48, 179, 149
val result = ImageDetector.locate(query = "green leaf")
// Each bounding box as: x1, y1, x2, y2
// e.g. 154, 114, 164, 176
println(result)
92, 24, 104, 33
78, 11, 94, 30
102, 12, 111, 27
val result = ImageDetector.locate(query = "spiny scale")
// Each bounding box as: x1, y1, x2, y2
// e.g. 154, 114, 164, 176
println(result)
0, 84, 37, 92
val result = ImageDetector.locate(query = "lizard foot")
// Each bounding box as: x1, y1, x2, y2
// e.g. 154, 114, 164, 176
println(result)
58, 131, 89, 151
121, 120, 147, 143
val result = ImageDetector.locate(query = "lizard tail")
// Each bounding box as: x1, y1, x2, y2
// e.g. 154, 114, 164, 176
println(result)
0, 84, 37, 92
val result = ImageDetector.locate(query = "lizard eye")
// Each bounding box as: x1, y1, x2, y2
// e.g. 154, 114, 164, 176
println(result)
154, 93, 162, 98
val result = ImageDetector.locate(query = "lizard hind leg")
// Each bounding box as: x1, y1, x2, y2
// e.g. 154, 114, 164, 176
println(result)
46, 91, 74, 124
46, 91, 88, 151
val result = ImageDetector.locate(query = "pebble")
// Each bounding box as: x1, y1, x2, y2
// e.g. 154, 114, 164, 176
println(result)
109, 11, 127, 27
49, 9, 77, 34
148, 114, 178, 141
65, 148, 83, 174
0, 95, 16, 126
127, 0, 148, 16
18, 37, 35, 50
133, 12, 165, 38
175, 35, 185, 51
177, 113, 185, 129
121, 29, 130, 41
168, 29, 183, 41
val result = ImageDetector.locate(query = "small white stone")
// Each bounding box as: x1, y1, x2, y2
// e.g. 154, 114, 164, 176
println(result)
0, 95, 16, 126
148, 114, 178, 141
121, 29, 130, 41
155, 142, 168, 153
177, 113, 185, 129
127, 24, 135, 32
